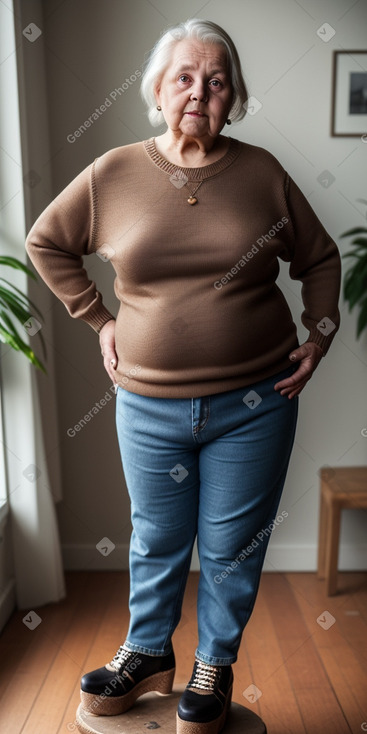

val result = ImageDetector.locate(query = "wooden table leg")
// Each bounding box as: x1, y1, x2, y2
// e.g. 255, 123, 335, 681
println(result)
325, 500, 341, 596
317, 486, 327, 580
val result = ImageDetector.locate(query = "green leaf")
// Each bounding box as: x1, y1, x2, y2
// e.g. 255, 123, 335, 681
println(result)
344, 276, 356, 305
343, 257, 367, 299
0, 309, 21, 336
0, 309, 46, 372
0, 255, 46, 368
341, 220, 367, 338
0, 295, 30, 325
19, 342, 46, 373
0, 278, 43, 318
347, 280, 365, 311
0, 283, 31, 308
340, 227, 367, 238
348, 237, 367, 248
356, 297, 367, 338
344, 266, 367, 310
0, 256, 36, 279
342, 251, 365, 260
0, 324, 22, 351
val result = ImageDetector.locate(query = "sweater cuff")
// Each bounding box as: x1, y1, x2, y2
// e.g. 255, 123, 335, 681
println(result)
81, 305, 115, 334
306, 320, 338, 356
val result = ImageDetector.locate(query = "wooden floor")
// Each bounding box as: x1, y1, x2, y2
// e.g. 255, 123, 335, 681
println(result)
0, 571, 366, 734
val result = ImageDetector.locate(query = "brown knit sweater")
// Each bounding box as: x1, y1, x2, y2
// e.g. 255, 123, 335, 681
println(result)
25, 137, 341, 398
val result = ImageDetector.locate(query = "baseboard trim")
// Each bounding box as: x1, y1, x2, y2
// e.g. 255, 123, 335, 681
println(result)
264, 543, 367, 572
0, 578, 16, 633
62, 543, 367, 572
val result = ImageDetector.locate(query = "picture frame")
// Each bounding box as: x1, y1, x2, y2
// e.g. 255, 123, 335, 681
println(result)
331, 50, 367, 137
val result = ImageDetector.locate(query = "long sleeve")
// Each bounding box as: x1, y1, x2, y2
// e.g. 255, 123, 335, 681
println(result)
25, 161, 114, 333
285, 174, 341, 355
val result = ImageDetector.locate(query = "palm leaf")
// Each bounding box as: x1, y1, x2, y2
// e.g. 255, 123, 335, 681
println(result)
345, 237, 367, 248
0, 323, 22, 351
0, 256, 36, 279
357, 296, 367, 338
340, 227, 367, 237
0, 255, 46, 370
0, 278, 43, 318
342, 250, 366, 260
0, 310, 46, 372
341, 222, 367, 339
0, 292, 31, 324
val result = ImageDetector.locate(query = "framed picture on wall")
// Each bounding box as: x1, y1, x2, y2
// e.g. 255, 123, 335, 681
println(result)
331, 50, 367, 136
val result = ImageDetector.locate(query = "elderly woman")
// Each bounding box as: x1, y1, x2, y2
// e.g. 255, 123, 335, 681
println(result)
26, 17, 341, 734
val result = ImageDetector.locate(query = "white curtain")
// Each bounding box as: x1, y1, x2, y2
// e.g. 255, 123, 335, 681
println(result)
1, 351, 65, 609
0, 0, 65, 609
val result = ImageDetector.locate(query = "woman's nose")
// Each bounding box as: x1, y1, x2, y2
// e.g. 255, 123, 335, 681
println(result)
190, 82, 208, 102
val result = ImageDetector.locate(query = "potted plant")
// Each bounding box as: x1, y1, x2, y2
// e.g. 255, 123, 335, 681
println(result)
341, 224, 367, 339
0, 255, 46, 371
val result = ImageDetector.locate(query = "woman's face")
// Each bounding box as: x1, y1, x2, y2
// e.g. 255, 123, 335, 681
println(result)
155, 38, 234, 140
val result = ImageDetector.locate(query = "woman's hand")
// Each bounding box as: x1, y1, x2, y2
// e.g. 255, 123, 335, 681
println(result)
274, 342, 324, 399
99, 319, 118, 383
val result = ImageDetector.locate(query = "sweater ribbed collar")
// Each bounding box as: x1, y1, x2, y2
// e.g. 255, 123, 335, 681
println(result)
143, 136, 241, 181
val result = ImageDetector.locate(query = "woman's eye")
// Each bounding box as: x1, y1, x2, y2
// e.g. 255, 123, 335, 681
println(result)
177, 75, 223, 87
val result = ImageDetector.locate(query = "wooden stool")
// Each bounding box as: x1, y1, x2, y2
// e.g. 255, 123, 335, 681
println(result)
317, 466, 367, 595
76, 688, 267, 734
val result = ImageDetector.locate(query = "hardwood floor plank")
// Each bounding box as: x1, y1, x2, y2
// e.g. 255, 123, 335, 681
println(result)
60, 571, 131, 732
240, 577, 306, 734
287, 572, 367, 733
259, 574, 352, 733
293, 687, 352, 734
22, 573, 120, 734
0, 573, 89, 732
317, 647, 367, 733
0, 573, 83, 696
75, 572, 129, 672
0, 573, 118, 733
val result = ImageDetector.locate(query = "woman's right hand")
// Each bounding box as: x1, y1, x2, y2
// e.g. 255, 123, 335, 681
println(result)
99, 319, 118, 383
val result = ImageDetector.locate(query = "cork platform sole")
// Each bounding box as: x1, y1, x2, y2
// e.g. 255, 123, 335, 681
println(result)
80, 666, 175, 716
176, 684, 232, 734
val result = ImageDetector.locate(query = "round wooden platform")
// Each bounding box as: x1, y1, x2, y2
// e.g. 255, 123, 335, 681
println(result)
75, 688, 267, 734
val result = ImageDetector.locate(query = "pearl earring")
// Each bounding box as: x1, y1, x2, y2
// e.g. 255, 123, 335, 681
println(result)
157, 105, 162, 111
226, 119, 232, 125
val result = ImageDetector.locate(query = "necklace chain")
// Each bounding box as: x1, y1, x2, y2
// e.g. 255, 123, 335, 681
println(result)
187, 181, 203, 197
186, 180, 203, 206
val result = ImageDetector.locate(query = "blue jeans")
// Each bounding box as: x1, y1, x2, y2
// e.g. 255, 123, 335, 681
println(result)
115, 365, 298, 665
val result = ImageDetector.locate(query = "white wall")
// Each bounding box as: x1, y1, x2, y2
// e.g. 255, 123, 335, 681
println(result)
26, 0, 366, 571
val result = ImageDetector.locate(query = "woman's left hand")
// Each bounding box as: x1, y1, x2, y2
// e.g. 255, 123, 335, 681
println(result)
274, 342, 324, 399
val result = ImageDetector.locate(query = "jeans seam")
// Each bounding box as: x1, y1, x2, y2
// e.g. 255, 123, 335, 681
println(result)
192, 398, 210, 438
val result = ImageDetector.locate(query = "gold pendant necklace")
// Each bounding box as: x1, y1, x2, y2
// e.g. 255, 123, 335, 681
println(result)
186, 181, 203, 205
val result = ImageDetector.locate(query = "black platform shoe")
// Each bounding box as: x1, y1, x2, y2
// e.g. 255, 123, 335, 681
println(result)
177, 659, 233, 734
80, 645, 175, 716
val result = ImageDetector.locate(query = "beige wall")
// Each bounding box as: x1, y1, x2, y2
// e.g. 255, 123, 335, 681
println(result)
29, 0, 367, 570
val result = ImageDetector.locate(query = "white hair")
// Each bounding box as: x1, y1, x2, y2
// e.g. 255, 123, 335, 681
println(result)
140, 18, 249, 127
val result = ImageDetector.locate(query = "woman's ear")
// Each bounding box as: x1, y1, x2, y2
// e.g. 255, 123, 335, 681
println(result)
154, 83, 161, 108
